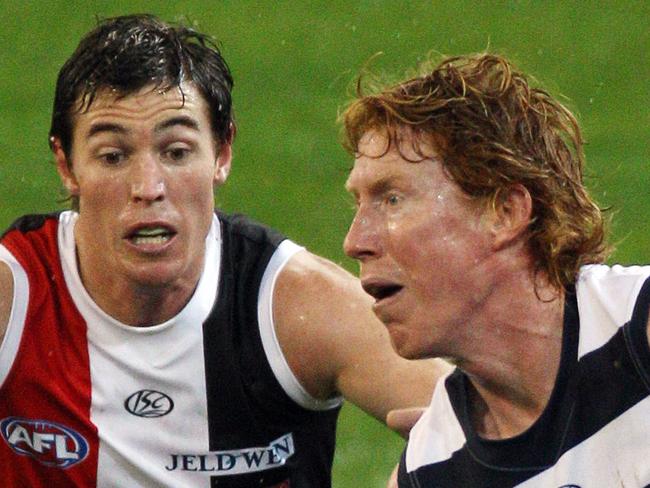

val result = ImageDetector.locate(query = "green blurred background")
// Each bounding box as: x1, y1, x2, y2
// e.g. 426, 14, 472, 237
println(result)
1, 1, 647, 486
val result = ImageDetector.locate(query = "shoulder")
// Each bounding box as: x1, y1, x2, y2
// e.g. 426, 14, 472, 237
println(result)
271, 250, 374, 401
276, 250, 363, 301
0, 259, 14, 344
273, 251, 373, 349
577, 263, 650, 323
575, 263, 650, 357
216, 211, 285, 247
273, 250, 371, 355
2, 212, 62, 239
272, 250, 447, 419
0, 212, 66, 345
578, 263, 650, 286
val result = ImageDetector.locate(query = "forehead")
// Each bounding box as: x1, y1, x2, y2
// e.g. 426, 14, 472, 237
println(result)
345, 130, 443, 191
72, 83, 210, 133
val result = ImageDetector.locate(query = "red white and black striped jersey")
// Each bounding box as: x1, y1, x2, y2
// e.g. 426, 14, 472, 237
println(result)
399, 264, 650, 487
0, 211, 342, 487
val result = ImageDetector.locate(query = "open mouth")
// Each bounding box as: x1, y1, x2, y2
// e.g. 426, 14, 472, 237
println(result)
362, 282, 403, 301
127, 226, 177, 246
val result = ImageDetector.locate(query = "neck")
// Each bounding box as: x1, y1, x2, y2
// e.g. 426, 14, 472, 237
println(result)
93, 280, 198, 327
454, 267, 566, 439
74, 242, 202, 328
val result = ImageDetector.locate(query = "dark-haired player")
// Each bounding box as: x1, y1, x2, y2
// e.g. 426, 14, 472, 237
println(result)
0, 14, 444, 487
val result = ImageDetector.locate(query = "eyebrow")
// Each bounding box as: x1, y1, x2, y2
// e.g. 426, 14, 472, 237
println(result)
346, 175, 396, 196
155, 116, 200, 133
87, 123, 129, 139
367, 177, 396, 197
85, 116, 200, 139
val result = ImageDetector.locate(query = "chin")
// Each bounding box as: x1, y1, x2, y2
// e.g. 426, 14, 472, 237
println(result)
395, 347, 422, 361
130, 274, 177, 289
126, 261, 185, 288
387, 328, 417, 359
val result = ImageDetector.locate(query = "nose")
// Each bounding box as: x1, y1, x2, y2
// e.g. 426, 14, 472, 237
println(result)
343, 209, 382, 261
130, 154, 166, 203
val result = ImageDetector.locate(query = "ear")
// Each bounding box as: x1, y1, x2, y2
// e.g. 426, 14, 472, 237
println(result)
51, 137, 79, 196
489, 184, 533, 250
213, 142, 232, 186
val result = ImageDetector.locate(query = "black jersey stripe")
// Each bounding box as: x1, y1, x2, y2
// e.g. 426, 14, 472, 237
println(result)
202, 211, 288, 446
201, 211, 340, 487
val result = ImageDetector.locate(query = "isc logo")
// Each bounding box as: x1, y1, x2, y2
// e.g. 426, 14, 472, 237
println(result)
0, 417, 89, 468
124, 389, 174, 418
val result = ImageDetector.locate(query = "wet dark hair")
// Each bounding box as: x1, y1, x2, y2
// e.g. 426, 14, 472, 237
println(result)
50, 13, 235, 157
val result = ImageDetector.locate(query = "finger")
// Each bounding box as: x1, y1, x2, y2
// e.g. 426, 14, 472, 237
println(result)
386, 407, 426, 438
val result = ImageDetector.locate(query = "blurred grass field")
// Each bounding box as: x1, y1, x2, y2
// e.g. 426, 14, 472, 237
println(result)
1, 1, 648, 486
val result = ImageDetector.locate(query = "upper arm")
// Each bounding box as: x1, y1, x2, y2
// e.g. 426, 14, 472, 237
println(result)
0, 260, 14, 345
272, 250, 450, 422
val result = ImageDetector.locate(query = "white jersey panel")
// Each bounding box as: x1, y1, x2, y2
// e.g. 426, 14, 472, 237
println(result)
576, 263, 650, 359
58, 211, 221, 487
518, 396, 650, 487
405, 370, 464, 471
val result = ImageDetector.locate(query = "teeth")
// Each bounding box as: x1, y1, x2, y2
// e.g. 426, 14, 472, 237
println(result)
134, 227, 169, 237
132, 235, 171, 245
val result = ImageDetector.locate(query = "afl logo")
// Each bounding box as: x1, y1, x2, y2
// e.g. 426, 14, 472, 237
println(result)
0, 417, 89, 468
125, 389, 174, 418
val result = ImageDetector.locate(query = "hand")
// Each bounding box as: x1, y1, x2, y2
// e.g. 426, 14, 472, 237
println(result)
386, 463, 399, 488
385, 408, 426, 487
386, 407, 426, 439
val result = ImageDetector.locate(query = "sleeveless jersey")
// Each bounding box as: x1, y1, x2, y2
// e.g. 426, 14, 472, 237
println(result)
399, 264, 650, 487
0, 210, 342, 487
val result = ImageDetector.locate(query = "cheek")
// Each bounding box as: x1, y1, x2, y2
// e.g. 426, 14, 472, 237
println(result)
388, 214, 445, 262
393, 218, 475, 293
175, 167, 215, 200
196, 177, 217, 211
77, 174, 124, 210
178, 172, 217, 227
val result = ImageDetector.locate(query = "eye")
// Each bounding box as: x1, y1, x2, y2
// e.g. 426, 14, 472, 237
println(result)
386, 194, 401, 206
99, 151, 125, 165
164, 145, 191, 162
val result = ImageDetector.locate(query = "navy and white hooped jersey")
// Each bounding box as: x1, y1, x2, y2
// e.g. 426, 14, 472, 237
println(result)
0, 210, 342, 487
399, 264, 650, 488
